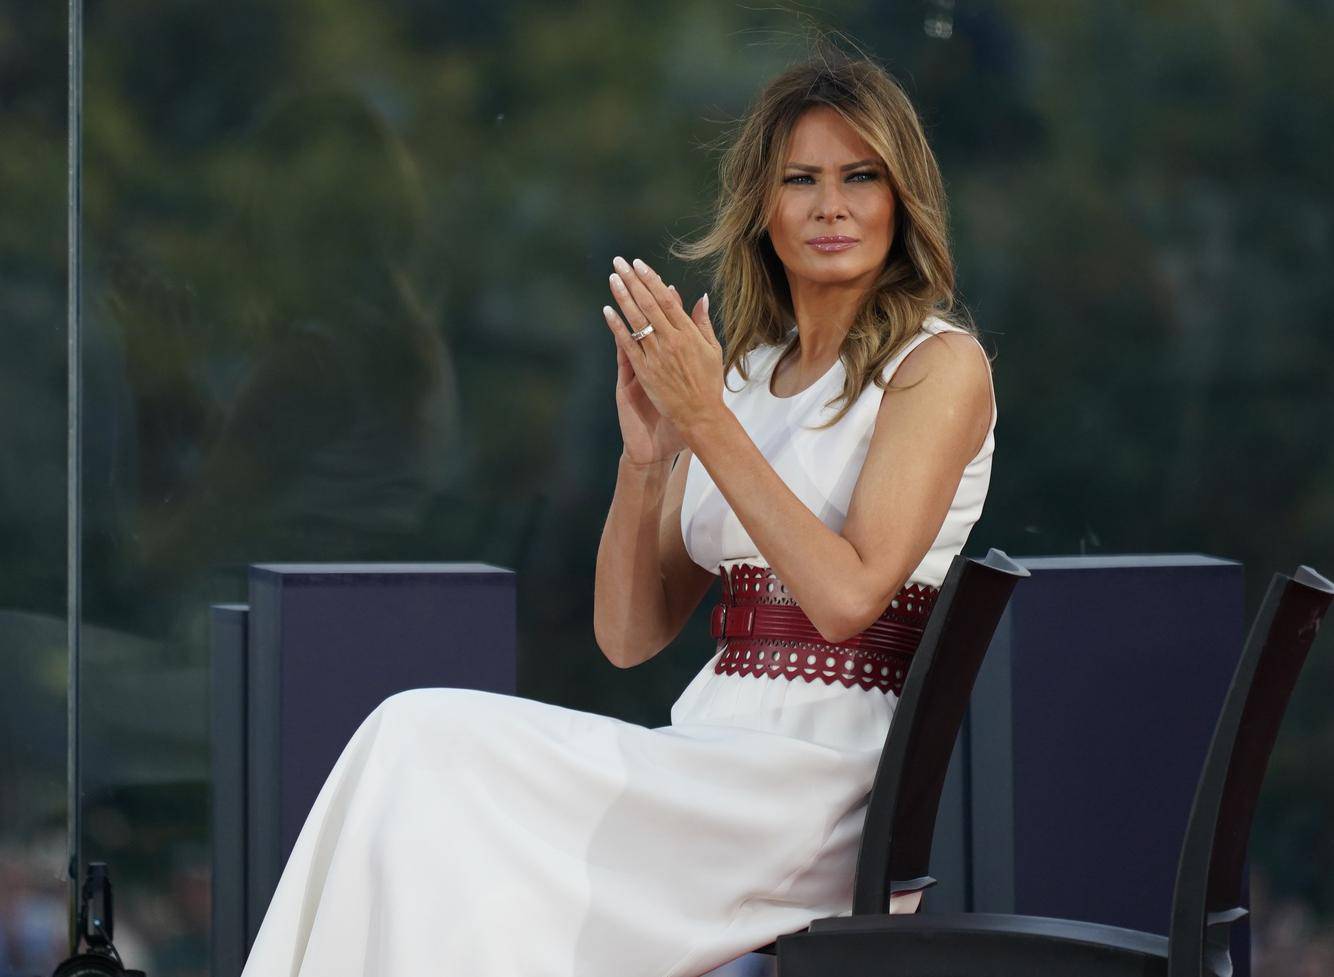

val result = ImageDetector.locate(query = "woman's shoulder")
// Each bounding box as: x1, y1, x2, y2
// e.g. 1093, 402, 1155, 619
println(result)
922, 317, 989, 373
920, 313, 976, 338
878, 314, 988, 390
887, 316, 994, 440
902, 314, 985, 361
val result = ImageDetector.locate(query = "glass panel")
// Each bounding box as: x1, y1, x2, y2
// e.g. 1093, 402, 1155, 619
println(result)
71, 3, 1333, 975
0, 3, 72, 974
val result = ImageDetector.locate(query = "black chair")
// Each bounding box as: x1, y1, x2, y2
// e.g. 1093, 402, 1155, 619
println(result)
746, 546, 1030, 957
775, 564, 1334, 977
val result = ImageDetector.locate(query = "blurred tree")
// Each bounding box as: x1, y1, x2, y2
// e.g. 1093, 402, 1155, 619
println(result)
1, 1, 1330, 973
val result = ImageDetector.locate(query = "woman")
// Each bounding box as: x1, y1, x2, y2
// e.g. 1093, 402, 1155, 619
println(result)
239, 47, 996, 977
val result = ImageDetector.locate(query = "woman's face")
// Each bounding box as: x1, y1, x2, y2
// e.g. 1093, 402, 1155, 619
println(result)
767, 106, 895, 292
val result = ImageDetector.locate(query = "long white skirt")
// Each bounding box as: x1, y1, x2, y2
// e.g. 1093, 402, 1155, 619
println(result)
238, 641, 896, 977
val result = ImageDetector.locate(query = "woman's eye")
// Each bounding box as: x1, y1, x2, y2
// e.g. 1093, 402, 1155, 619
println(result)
783, 171, 877, 184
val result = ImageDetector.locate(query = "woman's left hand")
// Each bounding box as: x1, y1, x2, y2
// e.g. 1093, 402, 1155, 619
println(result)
603, 255, 725, 438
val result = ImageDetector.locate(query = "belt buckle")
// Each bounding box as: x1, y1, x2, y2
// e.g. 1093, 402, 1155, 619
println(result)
710, 603, 726, 639
710, 602, 755, 640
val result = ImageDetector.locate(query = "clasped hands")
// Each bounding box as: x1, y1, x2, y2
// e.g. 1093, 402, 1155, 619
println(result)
601, 255, 725, 439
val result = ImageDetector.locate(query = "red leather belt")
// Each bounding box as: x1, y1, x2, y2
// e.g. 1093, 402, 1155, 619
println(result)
710, 562, 939, 695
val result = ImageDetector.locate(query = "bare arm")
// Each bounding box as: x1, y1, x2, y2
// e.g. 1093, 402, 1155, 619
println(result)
838, 331, 994, 635
594, 448, 716, 668
679, 331, 994, 643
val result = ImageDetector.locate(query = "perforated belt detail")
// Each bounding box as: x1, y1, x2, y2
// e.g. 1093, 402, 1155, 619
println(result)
708, 562, 939, 695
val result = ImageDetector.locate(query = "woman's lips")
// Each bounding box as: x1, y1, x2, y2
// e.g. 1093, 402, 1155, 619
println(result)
807, 239, 858, 252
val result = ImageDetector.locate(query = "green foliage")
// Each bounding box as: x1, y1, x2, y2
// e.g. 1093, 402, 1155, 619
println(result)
2, 1, 1332, 973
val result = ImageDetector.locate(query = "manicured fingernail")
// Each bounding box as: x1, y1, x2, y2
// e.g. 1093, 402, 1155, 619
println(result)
632, 258, 650, 275
602, 305, 614, 319
703, 292, 709, 313
610, 273, 625, 292
612, 256, 630, 273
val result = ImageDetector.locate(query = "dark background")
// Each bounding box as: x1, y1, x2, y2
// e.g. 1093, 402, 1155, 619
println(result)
1, 1, 1330, 974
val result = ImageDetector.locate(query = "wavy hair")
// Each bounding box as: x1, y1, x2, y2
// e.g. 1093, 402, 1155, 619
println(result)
669, 34, 978, 430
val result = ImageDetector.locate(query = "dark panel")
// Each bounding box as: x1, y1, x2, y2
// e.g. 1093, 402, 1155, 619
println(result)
244, 562, 516, 949
925, 731, 970, 913
972, 555, 1247, 973
969, 605, 1016, 913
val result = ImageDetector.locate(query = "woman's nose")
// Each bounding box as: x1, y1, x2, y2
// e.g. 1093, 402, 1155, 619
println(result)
813, 184, 850, 221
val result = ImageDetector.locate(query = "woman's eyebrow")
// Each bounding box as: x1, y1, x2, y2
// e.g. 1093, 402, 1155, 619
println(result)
783, 158, 882, 172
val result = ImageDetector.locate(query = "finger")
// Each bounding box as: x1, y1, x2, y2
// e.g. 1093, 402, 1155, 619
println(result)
605, 307, 638, 386
602, 301, 649, 375
614, 334, 634, 387
613, 256, 684, 337
628, 256, 688, 334
665, 284, 689, 316
690, 293, 720, 349
609, 271, 653, 338
667, 284, 698, 338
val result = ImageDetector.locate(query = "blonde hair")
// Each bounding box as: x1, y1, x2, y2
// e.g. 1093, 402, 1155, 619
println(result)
670, 33, 979, 430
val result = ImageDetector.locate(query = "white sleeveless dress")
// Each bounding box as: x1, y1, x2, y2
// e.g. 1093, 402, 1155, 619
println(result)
238, 315, 996, 977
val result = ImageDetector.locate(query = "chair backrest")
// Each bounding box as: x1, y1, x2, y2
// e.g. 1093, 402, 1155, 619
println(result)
1167, 564, 1333, 977
851, 547, 1029, 915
